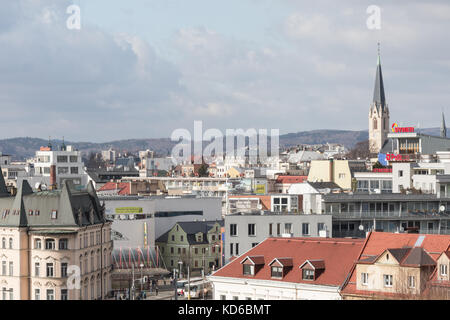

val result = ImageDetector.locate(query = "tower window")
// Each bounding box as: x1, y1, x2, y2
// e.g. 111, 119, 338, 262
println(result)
373, 119, 378, 130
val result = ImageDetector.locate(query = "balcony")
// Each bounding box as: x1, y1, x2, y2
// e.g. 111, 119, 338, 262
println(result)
327, 211, 450, 220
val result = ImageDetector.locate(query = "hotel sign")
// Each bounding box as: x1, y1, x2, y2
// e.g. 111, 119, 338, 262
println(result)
391, 122, 414, 133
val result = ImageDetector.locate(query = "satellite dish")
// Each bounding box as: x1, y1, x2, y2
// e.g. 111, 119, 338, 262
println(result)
359, 225, 364, 231
440, 205, 446, 212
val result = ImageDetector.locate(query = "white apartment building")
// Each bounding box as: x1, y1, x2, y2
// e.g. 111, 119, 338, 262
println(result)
19, 143, 89, 190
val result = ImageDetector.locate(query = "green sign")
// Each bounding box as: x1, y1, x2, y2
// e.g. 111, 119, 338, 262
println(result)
115, 207, 143, 214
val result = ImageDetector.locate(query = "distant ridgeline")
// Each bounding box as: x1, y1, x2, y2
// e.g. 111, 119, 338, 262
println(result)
0, 128, 441, 161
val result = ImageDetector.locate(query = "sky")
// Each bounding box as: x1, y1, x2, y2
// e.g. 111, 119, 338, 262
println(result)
0, 0, 449, 142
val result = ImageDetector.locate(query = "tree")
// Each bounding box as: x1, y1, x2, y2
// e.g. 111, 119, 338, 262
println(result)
197, 164, 209, 177
345, 140, 373, 160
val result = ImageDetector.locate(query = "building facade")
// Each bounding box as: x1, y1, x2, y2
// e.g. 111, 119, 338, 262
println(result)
0, 176, 113, 300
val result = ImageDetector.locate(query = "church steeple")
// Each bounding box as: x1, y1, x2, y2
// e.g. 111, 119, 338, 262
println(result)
368, 43, 390, 154
441, 112, 447, 138
373, 43, 386, 111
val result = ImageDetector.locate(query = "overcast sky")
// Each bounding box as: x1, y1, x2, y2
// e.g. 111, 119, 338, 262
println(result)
1, 0, 449, 142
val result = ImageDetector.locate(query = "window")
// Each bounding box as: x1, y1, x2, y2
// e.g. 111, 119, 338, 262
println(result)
277, 223, 281, 235
59, 239, 68, 250
2, 287, 5, 300
2, 261, 6, 275
243, 264, 254, 276
170, 247, 174, 254
220, 295, 226, 300
383, 274, 393, 287
61, 289, 68, 300
318, 223, 325, 231
57, 167, 69, 174
440, 264, 448, 276
230, 243, 233, 256
271, 266, 283, 278
302, 269, 314, 280
51, 210, 57, 219
45, 239, 56, 250
9, 262, 13, 276
61, 263, 68, 277
46, 289, 54, 300
408, 276, 416, 288
35, 289, 40, 300
8, 238, 12, 249
9, 289, 13, 300
171, 235, 175, 241
1, 237, 5, 249
302, 223, 310, 236
269, 223, 273, 235
181, 235, 184, 242
46, 263, 54, 277
236, 243, 239, 255
57, 156, 68, 163
35, 262, 40, 276
252, 243, 258, 247
70, 167, 79, 174
284, 223, 292, 234
399, 170, 403, 177
361, 273, 368, 285
248, 224, 256, 236
233, 296, 239, 300
230, 224, 237, 236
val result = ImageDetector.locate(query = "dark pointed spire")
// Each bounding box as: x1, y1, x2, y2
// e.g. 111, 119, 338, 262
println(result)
441, 112, 447, 138
373, 43, 386, 111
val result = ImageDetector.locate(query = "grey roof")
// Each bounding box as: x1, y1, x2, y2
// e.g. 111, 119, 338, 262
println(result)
156, 220, 223, 245
401, 247, 436, 267
308, 181, 342, 190
0, 167, 9, 197
373, 54, 386, 111
0, 179, 108, 228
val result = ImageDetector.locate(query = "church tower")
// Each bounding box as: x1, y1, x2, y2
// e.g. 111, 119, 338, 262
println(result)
368, 46, 390, 154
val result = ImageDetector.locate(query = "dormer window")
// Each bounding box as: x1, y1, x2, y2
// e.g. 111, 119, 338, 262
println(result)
299, 259, 325, 281
271, 266, 283, 278
241, 256, 264, 276
268, 258, 293, 279
243, 264, 255, 276
303, 269, 314, 280
51, 210, 57, 219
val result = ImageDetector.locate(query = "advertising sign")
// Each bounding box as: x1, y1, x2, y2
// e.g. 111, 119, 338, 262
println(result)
391, 122, 414, 133
255, 184, 266, 194
115, 207, 143, 214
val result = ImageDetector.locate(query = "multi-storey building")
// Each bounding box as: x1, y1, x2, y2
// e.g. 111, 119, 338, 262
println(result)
341, 231, 450, 299
224, 211, 332, 262
156, 220, 223, 276
0, 174, 113, 300
19, 142, 89, 190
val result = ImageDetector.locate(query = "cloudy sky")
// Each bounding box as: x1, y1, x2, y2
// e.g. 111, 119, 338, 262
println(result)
0, 0, 449, 142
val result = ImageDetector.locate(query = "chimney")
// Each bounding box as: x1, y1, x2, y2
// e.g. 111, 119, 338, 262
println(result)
50, 165, 57, 189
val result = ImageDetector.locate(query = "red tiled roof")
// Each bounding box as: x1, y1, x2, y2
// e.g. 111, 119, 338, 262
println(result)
300, 259, 325, 270
269, 258, 294, 267
341, 232, 450, 297
241, 256, 265, 265
212, 237, 364, 286
275, 175, 308, 184
98, 182, 130, 195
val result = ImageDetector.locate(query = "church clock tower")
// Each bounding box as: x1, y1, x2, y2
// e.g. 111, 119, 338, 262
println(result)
369, 46, 390, 154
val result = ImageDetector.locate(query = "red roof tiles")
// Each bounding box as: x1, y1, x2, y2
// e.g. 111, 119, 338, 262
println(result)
98, 182, 131, 195
341, 232, 450, 297
275, 175, 308, 184
212, 237, 364, 286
